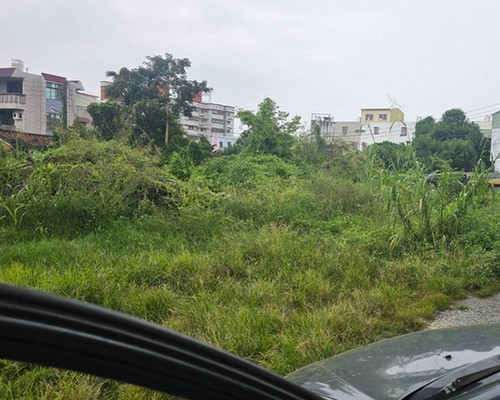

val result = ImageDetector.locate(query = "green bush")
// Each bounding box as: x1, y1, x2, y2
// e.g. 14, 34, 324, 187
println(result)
198, 154, 298, 189
0, 140, 189, 237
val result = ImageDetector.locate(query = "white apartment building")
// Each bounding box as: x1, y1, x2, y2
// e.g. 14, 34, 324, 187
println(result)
178, 93, 237, 149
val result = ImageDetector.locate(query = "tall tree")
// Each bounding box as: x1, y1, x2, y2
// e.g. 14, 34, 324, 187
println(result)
237, 98, 300, 159
105, 54, 209, 145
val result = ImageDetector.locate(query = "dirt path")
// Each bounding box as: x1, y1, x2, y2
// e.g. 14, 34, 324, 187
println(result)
427, 293, 500, 329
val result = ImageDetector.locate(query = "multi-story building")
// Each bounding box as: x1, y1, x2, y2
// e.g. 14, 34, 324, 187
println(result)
0, 60, 97, 136
312, 108, 415, 150
178, 92, 237, 149
360, 108, 404, 124
359, 108, 414, 149
491, 110, 500, 173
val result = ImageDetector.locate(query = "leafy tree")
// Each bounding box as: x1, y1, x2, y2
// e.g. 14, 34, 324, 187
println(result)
414, 116, 436, 136
369, 141, 411, 170
237, 98, 300, 159
104, 53, 209, 145
294, 123, 328, 166
87, 101, 126, 141
412, 108, 488, 171
439, 139, 477, 171
132, 99, 168, 146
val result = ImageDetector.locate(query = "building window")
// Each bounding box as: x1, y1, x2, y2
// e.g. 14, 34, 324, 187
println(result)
401, 126, 408, 136
373, 127, 379, 134
46, 82, 64, 101
219, 141, 223, 148
211, 118, 224, 124
379, 114, 387, 121
46, 112, 63, 131
7, 80, 23, 93
342, 126, 348, 134
365, 114, 373, 121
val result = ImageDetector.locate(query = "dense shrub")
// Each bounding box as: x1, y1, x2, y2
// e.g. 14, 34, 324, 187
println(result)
197, 154, 299, 189
0, 139, 189, 237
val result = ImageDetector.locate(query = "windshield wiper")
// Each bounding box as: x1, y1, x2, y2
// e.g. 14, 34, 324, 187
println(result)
401, 354, 500, 400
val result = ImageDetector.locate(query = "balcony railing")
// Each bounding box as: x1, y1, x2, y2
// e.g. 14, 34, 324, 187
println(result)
0, 124, 14, 131
0, 93, 26, 107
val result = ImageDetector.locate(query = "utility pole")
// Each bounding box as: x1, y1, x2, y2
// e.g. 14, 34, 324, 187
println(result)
164, 77, 170, 145
165, 102, 169, 145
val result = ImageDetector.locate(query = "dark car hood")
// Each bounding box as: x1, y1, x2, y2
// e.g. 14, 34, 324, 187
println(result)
286, 324, 500, 400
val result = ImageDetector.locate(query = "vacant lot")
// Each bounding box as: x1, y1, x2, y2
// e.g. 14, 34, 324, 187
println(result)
1, 140, 499, 398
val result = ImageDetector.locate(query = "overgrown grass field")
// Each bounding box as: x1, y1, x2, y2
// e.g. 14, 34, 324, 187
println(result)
1, 140, 499, 399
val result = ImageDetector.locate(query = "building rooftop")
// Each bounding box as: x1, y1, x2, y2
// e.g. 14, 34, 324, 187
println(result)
0, 68, 16, 77
41, 73, 66, 83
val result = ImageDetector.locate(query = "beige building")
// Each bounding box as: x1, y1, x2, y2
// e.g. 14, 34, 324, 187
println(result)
361, 108, 405, 124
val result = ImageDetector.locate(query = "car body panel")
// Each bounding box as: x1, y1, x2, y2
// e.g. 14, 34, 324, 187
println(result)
287, 325, 500, 400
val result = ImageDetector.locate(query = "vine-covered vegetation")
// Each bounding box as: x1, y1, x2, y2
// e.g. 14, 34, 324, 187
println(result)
0, 101, 499, 398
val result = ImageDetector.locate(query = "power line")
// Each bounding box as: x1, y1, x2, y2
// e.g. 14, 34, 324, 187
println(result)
465, 102, 500, 114
467, 109, 500, 120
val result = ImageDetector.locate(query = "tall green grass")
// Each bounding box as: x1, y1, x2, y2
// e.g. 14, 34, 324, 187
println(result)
373, 159, 494, 252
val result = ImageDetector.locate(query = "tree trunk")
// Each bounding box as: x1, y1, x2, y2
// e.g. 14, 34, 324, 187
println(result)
164, 104, 169, 145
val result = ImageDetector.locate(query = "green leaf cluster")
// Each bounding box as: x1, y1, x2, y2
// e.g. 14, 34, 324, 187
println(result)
236, 98, 300, 159
412, 109, 490, 171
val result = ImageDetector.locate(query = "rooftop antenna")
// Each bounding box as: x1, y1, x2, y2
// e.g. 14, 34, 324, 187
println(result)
387, 95, 405, 111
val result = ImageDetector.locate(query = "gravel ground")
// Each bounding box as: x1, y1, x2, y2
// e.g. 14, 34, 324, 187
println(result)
427, 293, 500, 329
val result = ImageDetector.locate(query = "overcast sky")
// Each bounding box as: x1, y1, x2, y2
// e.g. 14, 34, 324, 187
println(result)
2, 0, 500, 128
